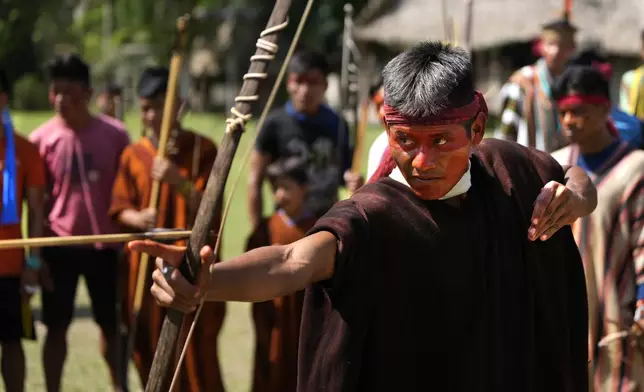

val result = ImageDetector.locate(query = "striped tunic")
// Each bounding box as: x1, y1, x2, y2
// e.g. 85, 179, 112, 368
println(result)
495, 59, 567, 153
552, 143, 644, 391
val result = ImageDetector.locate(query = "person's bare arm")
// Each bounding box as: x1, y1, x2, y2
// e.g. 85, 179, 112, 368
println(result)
135, 230, 337, 312
206, 231, 336, 302
26, 186, 44, 258
528, 164, 597, 241
248, 150, 272, 228
561, 165, 597, 217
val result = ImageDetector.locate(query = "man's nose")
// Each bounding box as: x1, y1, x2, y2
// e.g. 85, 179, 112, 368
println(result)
411, 145, 437, 170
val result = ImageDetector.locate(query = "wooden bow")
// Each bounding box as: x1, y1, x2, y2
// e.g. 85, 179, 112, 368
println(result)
143, 2, 295, 390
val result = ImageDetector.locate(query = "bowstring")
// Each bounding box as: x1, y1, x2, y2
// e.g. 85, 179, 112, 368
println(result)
168, 0, 316, 388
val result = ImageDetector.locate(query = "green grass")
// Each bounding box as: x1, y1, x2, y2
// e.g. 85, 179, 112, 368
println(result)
7, 110, 384, 392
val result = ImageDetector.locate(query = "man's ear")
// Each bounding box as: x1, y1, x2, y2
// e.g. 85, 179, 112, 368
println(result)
470, 113, 486, 146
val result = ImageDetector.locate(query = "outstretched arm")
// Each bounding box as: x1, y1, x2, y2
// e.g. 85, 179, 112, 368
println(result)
129, 230, 337, 312
207, 230, 336, 302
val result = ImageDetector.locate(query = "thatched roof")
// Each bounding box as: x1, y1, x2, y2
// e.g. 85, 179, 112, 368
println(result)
355, 0, 644, 56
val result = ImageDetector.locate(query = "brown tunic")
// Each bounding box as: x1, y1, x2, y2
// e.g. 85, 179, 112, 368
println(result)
246, 212, 318, 392
298, 139, 589, 392
109, 131, 225, 392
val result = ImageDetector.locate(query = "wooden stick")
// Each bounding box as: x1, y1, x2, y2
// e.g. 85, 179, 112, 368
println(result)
144, 2, 293, 390
351, 98, 369, 173
463, 0, 474, 53
0, 230, 192, 249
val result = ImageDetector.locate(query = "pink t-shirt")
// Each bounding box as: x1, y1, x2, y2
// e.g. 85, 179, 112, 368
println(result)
29, 115, 130, 247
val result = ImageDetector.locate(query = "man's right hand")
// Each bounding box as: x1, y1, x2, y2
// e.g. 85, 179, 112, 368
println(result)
128, 240, 215, 313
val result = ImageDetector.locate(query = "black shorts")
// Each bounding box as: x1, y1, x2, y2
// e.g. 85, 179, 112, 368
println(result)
0, 277, 36, 343
41, 246, 119, 334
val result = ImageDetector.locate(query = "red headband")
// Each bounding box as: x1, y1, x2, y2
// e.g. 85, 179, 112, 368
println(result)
556, 94, 610, 108
556, 93, 618, 137
382, 91, 488, 126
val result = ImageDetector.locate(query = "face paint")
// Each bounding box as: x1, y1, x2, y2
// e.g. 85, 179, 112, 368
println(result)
370, 91, 488, 199
387, 124, 472, 200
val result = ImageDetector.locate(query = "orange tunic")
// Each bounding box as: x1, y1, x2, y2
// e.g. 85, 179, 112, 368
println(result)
0, 133, 46, 277
109, 130, 225, 392
246, 212, 317, 392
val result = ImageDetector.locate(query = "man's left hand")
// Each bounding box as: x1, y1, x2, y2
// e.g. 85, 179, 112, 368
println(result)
528, 181, 588, 241
344, 171, 364, 193
152, 157, 183, 186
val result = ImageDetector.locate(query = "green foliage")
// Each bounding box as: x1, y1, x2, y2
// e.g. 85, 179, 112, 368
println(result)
12, 74, 50, 111
0, 0, 371, 92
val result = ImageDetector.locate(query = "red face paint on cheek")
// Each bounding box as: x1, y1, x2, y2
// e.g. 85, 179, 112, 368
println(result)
387, 125, 469, 152
387, 125, 471, 200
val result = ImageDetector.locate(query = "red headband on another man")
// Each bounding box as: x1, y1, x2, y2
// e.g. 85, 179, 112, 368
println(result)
368, 91, 488, 184
556, 93, 610, 108
556, 93, 617, 137
382, 90, 488, 127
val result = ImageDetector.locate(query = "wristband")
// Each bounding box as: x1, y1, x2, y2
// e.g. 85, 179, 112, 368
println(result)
26, 255, 41, 270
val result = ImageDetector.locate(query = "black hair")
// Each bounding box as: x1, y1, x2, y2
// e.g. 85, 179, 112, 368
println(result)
266, 157, 309, 186
137, 67, 169, 99
45, 53, 91, 87
288, 50, 330, 77
0, 69, 9, 96
552, 65, 610, 102
382, 41, 474, 117
568, 47, 608, 67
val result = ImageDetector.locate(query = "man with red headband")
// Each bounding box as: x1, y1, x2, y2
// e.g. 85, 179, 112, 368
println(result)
495, 15, 577, 152
569, 47, 643, 149
135, 42, 595, 391
551, 66, 644, 391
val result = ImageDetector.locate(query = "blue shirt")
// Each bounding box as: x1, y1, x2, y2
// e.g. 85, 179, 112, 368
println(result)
612, 107, 642, 148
